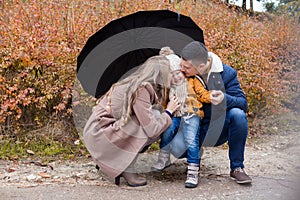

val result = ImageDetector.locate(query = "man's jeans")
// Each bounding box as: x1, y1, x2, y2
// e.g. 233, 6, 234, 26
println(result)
169, 108, 248, 170
160, 115, 200, 165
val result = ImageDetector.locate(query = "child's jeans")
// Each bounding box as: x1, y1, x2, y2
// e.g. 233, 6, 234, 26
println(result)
160, 115, 200, 165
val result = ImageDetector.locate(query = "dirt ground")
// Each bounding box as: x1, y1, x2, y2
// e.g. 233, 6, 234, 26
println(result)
0, 113, 300, 200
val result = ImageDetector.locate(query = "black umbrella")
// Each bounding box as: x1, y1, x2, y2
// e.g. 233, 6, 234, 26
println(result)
77, 10, 204, 98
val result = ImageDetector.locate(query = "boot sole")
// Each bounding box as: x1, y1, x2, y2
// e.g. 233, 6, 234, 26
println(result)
230, 177, 252, 184
127, 181, 147, 187
151, 164, 171, 172
185, 182, 198, 188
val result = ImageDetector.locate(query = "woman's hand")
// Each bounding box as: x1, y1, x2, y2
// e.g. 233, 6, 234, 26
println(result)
166, 96, 180, 114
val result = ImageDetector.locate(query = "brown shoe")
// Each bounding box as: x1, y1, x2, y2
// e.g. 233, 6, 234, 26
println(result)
230, 167, 252, 184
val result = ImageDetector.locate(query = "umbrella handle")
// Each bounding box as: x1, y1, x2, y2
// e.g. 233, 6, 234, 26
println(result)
177, 12, 180, 22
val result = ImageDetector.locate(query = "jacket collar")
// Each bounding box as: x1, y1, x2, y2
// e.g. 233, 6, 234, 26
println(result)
195, 52, 223, 86
208, 52, 223, 78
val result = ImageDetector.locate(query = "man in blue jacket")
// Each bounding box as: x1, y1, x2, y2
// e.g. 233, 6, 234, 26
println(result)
170, 41, 252, 184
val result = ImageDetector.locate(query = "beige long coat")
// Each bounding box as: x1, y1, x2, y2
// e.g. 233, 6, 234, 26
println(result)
83, 82, 172, 178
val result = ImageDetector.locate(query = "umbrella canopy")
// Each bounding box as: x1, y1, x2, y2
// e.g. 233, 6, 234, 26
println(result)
77, 10, 204, 98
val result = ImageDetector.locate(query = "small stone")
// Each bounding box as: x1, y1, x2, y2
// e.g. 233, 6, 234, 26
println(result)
76, 172, 87, 177
26, 150, 35, 155
26, 174, 37, 181
74, 140, 80, 145
38, 172, 51, 178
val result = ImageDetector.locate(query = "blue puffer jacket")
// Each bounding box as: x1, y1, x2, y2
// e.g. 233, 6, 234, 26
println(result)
198, 63, 248, 124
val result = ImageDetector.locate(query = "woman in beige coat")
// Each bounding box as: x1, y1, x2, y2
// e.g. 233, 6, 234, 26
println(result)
83, 52, 180, 187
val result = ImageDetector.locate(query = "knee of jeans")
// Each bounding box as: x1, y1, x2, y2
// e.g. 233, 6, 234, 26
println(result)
184, 138, 198, 149
228, 108, 247, 122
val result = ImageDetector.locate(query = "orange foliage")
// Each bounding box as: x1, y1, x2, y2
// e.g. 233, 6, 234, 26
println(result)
0, 0, 299, 132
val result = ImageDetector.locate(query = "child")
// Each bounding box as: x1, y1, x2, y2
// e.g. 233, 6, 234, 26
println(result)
151, 47, 211, 188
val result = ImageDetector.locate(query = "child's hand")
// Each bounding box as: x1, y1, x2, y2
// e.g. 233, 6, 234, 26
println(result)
166, 96, 180, 114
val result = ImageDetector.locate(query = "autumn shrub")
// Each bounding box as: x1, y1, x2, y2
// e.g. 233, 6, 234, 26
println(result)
0, 0, 299, 139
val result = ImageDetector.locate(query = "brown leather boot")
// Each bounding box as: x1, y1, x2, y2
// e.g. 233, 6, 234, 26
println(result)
115, 157, 147, 187
121, 171, 147, 187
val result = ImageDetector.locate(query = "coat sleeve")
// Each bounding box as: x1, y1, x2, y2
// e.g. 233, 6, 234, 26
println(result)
132, 85, 172, 139
223, 67, 248, 112
192, 78, 211, 103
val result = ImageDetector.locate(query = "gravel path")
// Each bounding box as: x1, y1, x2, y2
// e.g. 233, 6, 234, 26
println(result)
1, 125, 299, 200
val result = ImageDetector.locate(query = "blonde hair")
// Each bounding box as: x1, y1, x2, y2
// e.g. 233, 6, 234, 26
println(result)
115, 54, 171, 125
